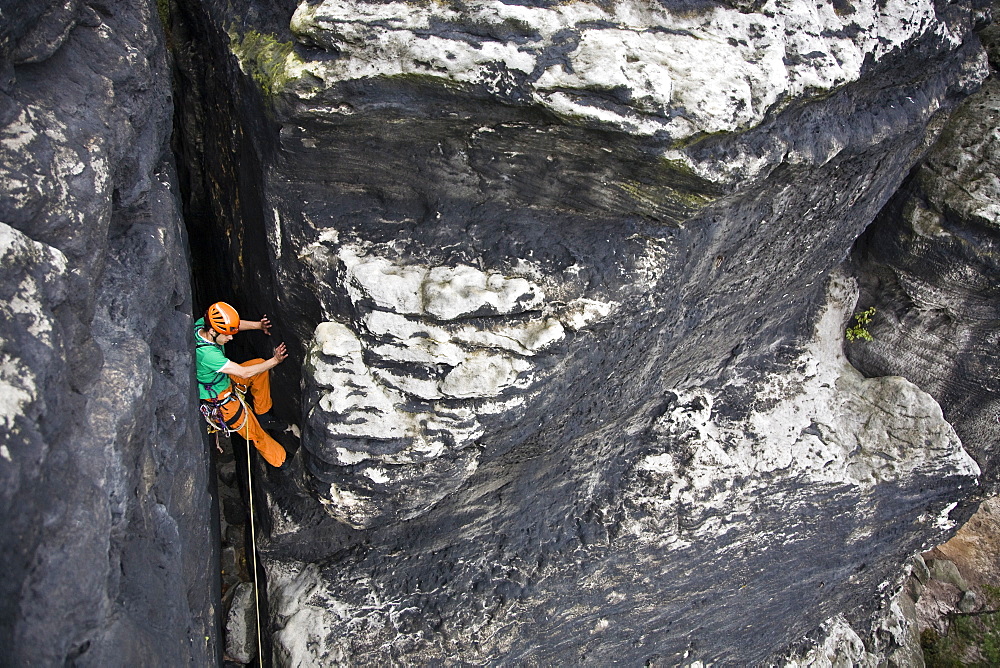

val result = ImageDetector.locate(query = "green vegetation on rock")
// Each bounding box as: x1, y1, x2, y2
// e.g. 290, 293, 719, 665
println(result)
846, 306, 876, 342
156, 0, 173, 47
617, 180, 714, 226
228, 28, 301, 97
156, 0, 170, 28
383, 71, 464, 91
610, 156, 722, 226
922, 590, 1000, 667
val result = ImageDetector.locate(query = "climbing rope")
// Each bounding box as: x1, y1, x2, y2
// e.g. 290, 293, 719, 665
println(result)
204, 385, 265, 663
245, 434, 265, 666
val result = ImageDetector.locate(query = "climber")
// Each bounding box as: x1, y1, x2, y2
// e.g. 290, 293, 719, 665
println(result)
194, 301, 288, 468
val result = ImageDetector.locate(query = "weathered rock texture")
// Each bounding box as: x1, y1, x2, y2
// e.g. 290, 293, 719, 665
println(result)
163, 0, 1000, 663
841, 9, 1000, 658
918, 498, 1000, 636
0, 0, 218, 663
226, 581, 260, 663
848, 2, 1000, 496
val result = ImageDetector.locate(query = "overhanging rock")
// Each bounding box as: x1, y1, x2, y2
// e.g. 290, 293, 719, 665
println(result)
168, 0, 993, 662
269, 273, 979, 665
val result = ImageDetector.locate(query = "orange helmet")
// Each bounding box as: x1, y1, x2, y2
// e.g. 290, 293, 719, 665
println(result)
207, 302, 240, 335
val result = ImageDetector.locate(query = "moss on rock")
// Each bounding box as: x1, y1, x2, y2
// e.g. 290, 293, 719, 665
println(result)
228, 28, 301, 97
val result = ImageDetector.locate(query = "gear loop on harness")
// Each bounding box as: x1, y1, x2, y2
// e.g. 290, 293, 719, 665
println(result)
199, 383, 250, 436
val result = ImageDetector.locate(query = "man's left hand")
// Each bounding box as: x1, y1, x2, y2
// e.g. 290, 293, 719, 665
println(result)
260, 315, 272, 335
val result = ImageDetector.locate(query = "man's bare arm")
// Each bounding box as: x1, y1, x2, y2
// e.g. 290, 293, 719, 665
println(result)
218, 343, 288, 379
237, 315, 272, 334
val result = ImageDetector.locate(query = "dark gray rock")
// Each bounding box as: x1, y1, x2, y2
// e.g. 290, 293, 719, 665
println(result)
0, 0, 218, 664
11, 0, 998, 662
221, 546, 240, 582
219, 459, 238, 486
222, 487, 248, 526
167, 0, 996, 663
839, 16, 1000, 643
848, 5, 1000, 495
226, 522, 245, 548
225, 582, 259, 664
6, 0, 83, 65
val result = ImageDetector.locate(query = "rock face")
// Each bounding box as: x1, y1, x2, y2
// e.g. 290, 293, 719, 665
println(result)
918, 498, 1000, 630
3, 0, 993, 663
0, 0, 217, 663
844, 13, 1000, 651
274, 274, 980, 665
288, 0, 965, 142
301, 259, 613, 528
161, 0, 999, 663
226, 581, 260, 663
848, 9, 1000, 494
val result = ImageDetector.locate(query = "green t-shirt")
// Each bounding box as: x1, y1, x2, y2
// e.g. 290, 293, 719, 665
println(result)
194, 317, 231, 400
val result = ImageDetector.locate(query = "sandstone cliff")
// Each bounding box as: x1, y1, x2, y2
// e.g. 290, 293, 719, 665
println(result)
2, 0, 998, 664
167, 0, 994, 663
849, 10, 1000, 493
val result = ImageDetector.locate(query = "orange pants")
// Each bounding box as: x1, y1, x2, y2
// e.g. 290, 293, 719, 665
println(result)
213, 359, 286, 468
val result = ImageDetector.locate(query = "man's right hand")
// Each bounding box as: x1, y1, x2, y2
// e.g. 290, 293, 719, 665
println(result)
273, 342, 288, 364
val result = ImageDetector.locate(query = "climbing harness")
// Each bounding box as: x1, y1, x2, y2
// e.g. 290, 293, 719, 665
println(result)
195, 333, 251, 438
198, 384, 251, 437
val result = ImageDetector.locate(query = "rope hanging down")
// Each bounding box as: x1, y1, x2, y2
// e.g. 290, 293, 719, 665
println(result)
246, 436, 265, 665
202, 385, 265, 663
